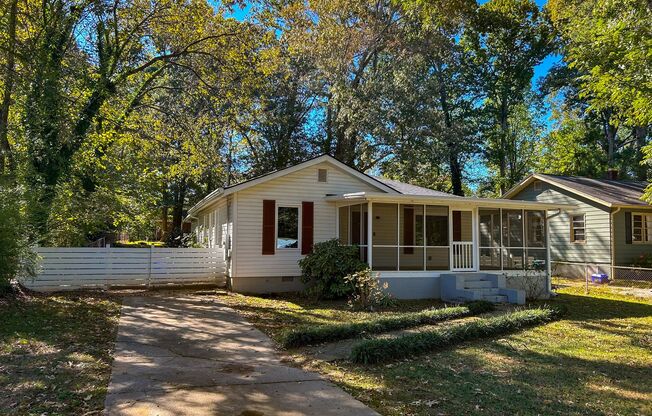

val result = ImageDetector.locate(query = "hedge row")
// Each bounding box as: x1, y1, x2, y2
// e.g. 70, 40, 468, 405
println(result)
280, 301, 494, 348
350, 307, 562, 364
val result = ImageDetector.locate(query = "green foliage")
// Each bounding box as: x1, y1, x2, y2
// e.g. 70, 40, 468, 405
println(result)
344, 268, 394, 311
280, 301, 494, 348
298, 239, 367, 299
112, 241, 166, 248
350, 307, 562, 364
0, 184, 36, 292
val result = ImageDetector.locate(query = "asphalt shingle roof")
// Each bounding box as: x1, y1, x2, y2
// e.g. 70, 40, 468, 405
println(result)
538, 174, 649, 207
371, 176, 454, 197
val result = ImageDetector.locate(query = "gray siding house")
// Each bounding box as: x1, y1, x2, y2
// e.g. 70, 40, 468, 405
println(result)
504, 174, 652, 277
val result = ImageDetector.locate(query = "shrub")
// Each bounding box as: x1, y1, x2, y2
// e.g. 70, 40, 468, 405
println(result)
344, 268, 394, 310
298, 239, 366, 299
0, 184, 37, 294
350, 307, 562, 364
280, 301, 494, 348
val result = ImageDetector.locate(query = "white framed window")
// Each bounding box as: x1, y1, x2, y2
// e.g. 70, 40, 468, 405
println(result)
632, 213, 652, 243
570, 214, 585, 243
276, 205, 300, 249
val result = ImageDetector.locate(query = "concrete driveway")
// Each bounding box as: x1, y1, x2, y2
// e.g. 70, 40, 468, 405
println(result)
104, 294, 378, 416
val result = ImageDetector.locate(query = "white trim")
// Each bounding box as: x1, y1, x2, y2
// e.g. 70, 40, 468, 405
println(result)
367, 202, 373, 269
631, 212, 652, 244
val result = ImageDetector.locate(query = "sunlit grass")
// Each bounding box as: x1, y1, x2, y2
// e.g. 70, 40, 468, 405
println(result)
219, 287, 652, 415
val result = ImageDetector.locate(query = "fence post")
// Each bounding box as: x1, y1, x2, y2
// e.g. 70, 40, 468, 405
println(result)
147, 245, 153, 288
105, 244, 112, 290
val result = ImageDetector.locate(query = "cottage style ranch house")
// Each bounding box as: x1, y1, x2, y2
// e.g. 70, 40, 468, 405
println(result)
185, 155, 573, 304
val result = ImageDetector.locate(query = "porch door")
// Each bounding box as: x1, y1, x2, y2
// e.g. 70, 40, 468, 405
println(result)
451, 209, 475, 271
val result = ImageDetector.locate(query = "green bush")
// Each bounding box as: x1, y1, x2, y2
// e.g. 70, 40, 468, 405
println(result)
350, 307, 562, 364
0, 184, 36, 294
298, 239, 366, 299
280, 301, 494, 348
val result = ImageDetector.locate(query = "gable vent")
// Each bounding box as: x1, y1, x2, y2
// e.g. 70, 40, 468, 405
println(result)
318, 169, 328, 182
533, 180, 542, 191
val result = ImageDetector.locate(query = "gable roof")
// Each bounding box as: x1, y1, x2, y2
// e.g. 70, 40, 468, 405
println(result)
186, 154, 402, 218
371, 176, 455, 197
503, 173, 650, 208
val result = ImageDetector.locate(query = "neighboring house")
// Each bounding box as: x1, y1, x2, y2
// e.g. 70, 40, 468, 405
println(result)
503, 173, 652, 278
185, 155, 571, 303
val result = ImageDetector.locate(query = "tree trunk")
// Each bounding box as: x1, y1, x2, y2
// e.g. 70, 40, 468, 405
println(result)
435, 65, 464, 196
0, 0, 18, 174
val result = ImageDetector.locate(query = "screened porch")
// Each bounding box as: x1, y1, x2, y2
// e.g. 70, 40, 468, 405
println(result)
336, 202, 548, 273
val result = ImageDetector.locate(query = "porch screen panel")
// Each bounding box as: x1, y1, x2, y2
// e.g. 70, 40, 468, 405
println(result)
372, 203, 398, 245
526, 210, 546, 270
372, 203, 398, 270
425, 206, 449, 270
426, 247, 449, 270
502, 209, 524, 269
400, 205, 423, 267
479, 209, 501, 270
372, 247, 398, 271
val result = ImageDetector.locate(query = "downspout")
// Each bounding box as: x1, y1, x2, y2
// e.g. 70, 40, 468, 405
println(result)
610, 207, 622, 279
546, 209, 561, 295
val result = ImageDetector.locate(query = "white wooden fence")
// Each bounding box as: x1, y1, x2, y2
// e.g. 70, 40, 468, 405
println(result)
21, 247, 226, 292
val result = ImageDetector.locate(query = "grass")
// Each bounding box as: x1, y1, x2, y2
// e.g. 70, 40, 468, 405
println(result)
281, 301, 494, 348
350, 307, 561, 364
0, 292, 121, 415
217, 287, 652, 416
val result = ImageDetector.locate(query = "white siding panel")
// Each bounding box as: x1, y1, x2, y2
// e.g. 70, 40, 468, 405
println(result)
233, 161, 382, 277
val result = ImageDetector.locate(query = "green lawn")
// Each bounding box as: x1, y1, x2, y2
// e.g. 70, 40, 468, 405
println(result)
217, 287, 652, 416
0, 293, 121, 415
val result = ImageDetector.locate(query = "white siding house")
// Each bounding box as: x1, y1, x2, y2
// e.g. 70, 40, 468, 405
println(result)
186, 155, 573, 302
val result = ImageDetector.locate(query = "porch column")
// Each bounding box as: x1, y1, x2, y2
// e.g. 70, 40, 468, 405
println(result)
367, 202, 373, 269
546, 210, 552, 293
472, 207, 480, 271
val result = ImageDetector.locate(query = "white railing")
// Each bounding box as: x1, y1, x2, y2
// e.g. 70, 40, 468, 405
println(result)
452, 242, 474, 271
21, 247, 227, 292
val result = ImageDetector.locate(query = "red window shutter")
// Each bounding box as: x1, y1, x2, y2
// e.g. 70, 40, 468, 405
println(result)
453, 211, 462, 242
262, 200, 275, 255
403, 206, 414, 254
301, 202, 314, 255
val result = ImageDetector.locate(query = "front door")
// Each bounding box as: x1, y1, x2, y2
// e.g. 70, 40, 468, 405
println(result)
451, 209, 475, 271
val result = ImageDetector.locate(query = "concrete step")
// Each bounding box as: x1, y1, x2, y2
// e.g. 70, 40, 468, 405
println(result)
464, 280, 494, 289
482, 294, 508, 303
474, 288, 500, 296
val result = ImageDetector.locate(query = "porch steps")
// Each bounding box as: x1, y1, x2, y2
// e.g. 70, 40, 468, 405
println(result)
440, 273, 525, 305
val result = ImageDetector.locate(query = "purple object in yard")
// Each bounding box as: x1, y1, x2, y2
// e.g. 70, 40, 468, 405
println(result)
591, 273, 609, 284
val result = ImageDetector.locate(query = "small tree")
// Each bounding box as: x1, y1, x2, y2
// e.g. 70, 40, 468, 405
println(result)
298, 239, 366, 299
344, 268, 393, 311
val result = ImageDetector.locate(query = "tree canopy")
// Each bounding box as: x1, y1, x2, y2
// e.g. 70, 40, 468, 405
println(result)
0, 0, 649, 248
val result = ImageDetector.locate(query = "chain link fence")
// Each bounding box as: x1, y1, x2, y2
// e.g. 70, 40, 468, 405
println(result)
551, 261, 652, 290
